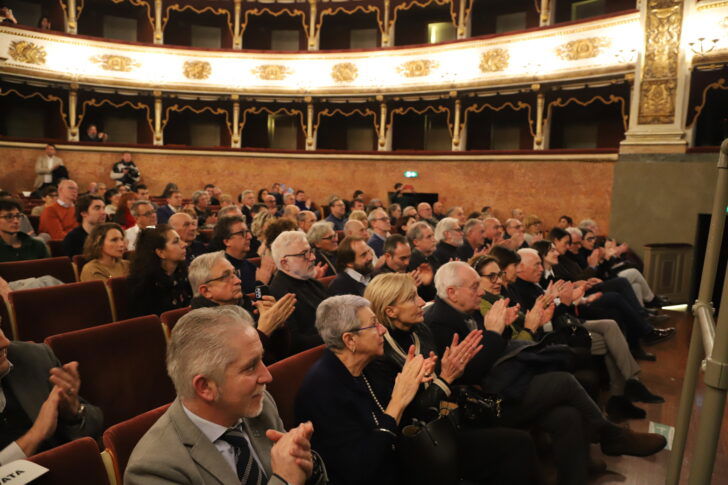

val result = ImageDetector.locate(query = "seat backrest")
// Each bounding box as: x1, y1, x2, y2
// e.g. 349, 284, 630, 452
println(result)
45, 315, 175, 427
73, 254, 88, 273
47, 239, 65, 257
267, 345, 325, 429
107, 276, 131, 321
102, 403, 171, 485
28, 437, 110, 485
0, 299, 12, 339
160, 306, 191, 333
9, 280, 114, 342
0, 256, 76, 284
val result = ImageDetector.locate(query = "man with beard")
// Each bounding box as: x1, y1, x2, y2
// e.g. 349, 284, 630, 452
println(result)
270, 231, 328, 355
327, 237, 374, 297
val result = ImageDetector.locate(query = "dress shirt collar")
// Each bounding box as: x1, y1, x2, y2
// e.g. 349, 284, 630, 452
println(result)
344, 268, 370, 285
181, 403, 242, 444
57, 199, 73, 208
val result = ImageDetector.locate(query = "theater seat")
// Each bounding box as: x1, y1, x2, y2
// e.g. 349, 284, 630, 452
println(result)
0, 256, 76, 284
107, 276, 131, 321
9, 280, 114, 342
160, 306, 191, 333
28, 437, 110, 485
47, 240, 65, 257
102, 403, 171, 485
44, 315, 175, 428
267, 344, 325, 429
247, 257, 261, 267
72, 254, 88, 276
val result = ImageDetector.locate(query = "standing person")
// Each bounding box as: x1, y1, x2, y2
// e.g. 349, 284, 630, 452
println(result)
110, 152, 141, 188
79, 223, 130, 281
39, 179, 79, 240
127, 225, 192, 317
0, 199, 48, 262
34, 144, 64, 191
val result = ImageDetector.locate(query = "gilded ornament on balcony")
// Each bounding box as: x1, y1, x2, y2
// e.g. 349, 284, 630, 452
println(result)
183, 61, 212, 80
556, 37, 611, 61
8, 40, 46, 65
252, 64, 293, 81
90, 54, 140, 72
331, 63, 358, 83
638, 79, 676, 124
479, 48, 509, 73
397, 59, 439, 78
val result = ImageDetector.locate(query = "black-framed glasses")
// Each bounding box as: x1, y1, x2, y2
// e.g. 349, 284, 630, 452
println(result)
203, 269, 241, 285
320, 234, 337, 241
480, 271, 505, 283
229, 229, 250, 238
350, 321, 382, 333
0, 213, 22, 221
284, 248, 314, 259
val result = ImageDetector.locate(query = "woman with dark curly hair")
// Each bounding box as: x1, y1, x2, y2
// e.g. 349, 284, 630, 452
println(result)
80, 222, 129, 281
127, 224, 192, 317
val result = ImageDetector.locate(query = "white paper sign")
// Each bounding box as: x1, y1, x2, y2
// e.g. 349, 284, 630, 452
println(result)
0, 460, 48, 484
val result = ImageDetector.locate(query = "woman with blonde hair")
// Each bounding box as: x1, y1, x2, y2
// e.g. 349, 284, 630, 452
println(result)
363, 273, 538, 485
80, 222, 130, 281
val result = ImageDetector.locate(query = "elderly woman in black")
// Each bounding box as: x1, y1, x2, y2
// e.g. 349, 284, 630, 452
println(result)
127, 224, 192, 317
364, 273, 539, 485
296, 294, 430, 485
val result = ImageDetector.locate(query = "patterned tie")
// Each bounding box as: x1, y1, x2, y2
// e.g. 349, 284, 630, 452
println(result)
219, 426, 265, 485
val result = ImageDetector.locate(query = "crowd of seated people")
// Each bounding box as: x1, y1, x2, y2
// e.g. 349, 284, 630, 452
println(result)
0, 145, 680, 484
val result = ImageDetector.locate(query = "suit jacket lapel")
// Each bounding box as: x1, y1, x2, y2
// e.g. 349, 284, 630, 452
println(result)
6, 345, 51, 422
169, 400, 240, 485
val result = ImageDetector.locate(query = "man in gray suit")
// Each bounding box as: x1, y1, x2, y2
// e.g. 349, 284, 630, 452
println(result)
0, 329, 103, 464
125, 306, 325, 485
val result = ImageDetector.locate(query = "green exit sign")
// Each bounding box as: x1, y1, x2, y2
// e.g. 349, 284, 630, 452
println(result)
404, 171, 418, 178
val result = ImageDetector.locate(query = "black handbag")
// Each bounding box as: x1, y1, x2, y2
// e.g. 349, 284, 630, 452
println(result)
398, 414, 459, 485
549, 313, 592, 350
452, 385, 503, 428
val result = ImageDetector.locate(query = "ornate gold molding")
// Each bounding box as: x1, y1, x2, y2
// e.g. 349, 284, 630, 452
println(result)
90, 54, 141, 72
252, 64, 293, 81
465, 101, 536, 137
397, 59, 439, 78
479, 48, 509, 73
77, 98, 153, 135
161, 104, 232, 135
313, 107, 377, 133
556, 37, 611, 61
8, 40, 46, 65
240, 106, 306, 142
638, 0, 683, 124
546, 94, 629, 131
0, 87, 68, 129
183, 60, 212, 80
388, 105, 452, 136
688, 78, 727, 127
331, 63, 358, 83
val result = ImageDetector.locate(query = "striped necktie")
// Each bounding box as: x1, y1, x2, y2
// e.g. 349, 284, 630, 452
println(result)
219, 426, 265, 485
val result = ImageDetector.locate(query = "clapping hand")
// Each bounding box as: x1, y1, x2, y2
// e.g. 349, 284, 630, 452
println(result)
439, 330, 483, 384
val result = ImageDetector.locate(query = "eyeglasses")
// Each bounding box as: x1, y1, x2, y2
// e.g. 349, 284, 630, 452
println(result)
203, 269, 241, 285
138, 211, 156, 218
229, 229, 250, 238
0, 213, 22, 221
320, 234, 337, 241
450, 227, 463, 233
584, 236, 596, 242
284, 248, 314, 259
350, 321, 382, 333
480, 271, 505, 283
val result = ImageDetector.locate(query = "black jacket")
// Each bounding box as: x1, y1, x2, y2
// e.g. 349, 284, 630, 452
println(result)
424, 298, 507, 386
128, 267, 192, 317
433, 241, 459, 264
327, 271, 367, 297
269, 271, 326, 356
296, 349, 399, 485
313, 248, 337, 277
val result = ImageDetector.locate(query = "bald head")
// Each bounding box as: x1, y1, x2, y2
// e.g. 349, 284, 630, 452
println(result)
58, 179, 78, 204
169, 212, 196, 243
344, 219, 368, 239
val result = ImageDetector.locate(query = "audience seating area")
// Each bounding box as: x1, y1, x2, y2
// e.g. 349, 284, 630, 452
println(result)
28, 437, 110, 485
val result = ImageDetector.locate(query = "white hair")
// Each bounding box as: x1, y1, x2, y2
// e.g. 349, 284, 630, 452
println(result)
434, 261, 472, 300
307, 221, 334, 245
434, 217, 459, 242
517, 248, 539, 261
188, 251, 227, 297
315, 295, 371, 352
167, 306, 254, 400
271, 230, 308, 270
566, 227, 582, 238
